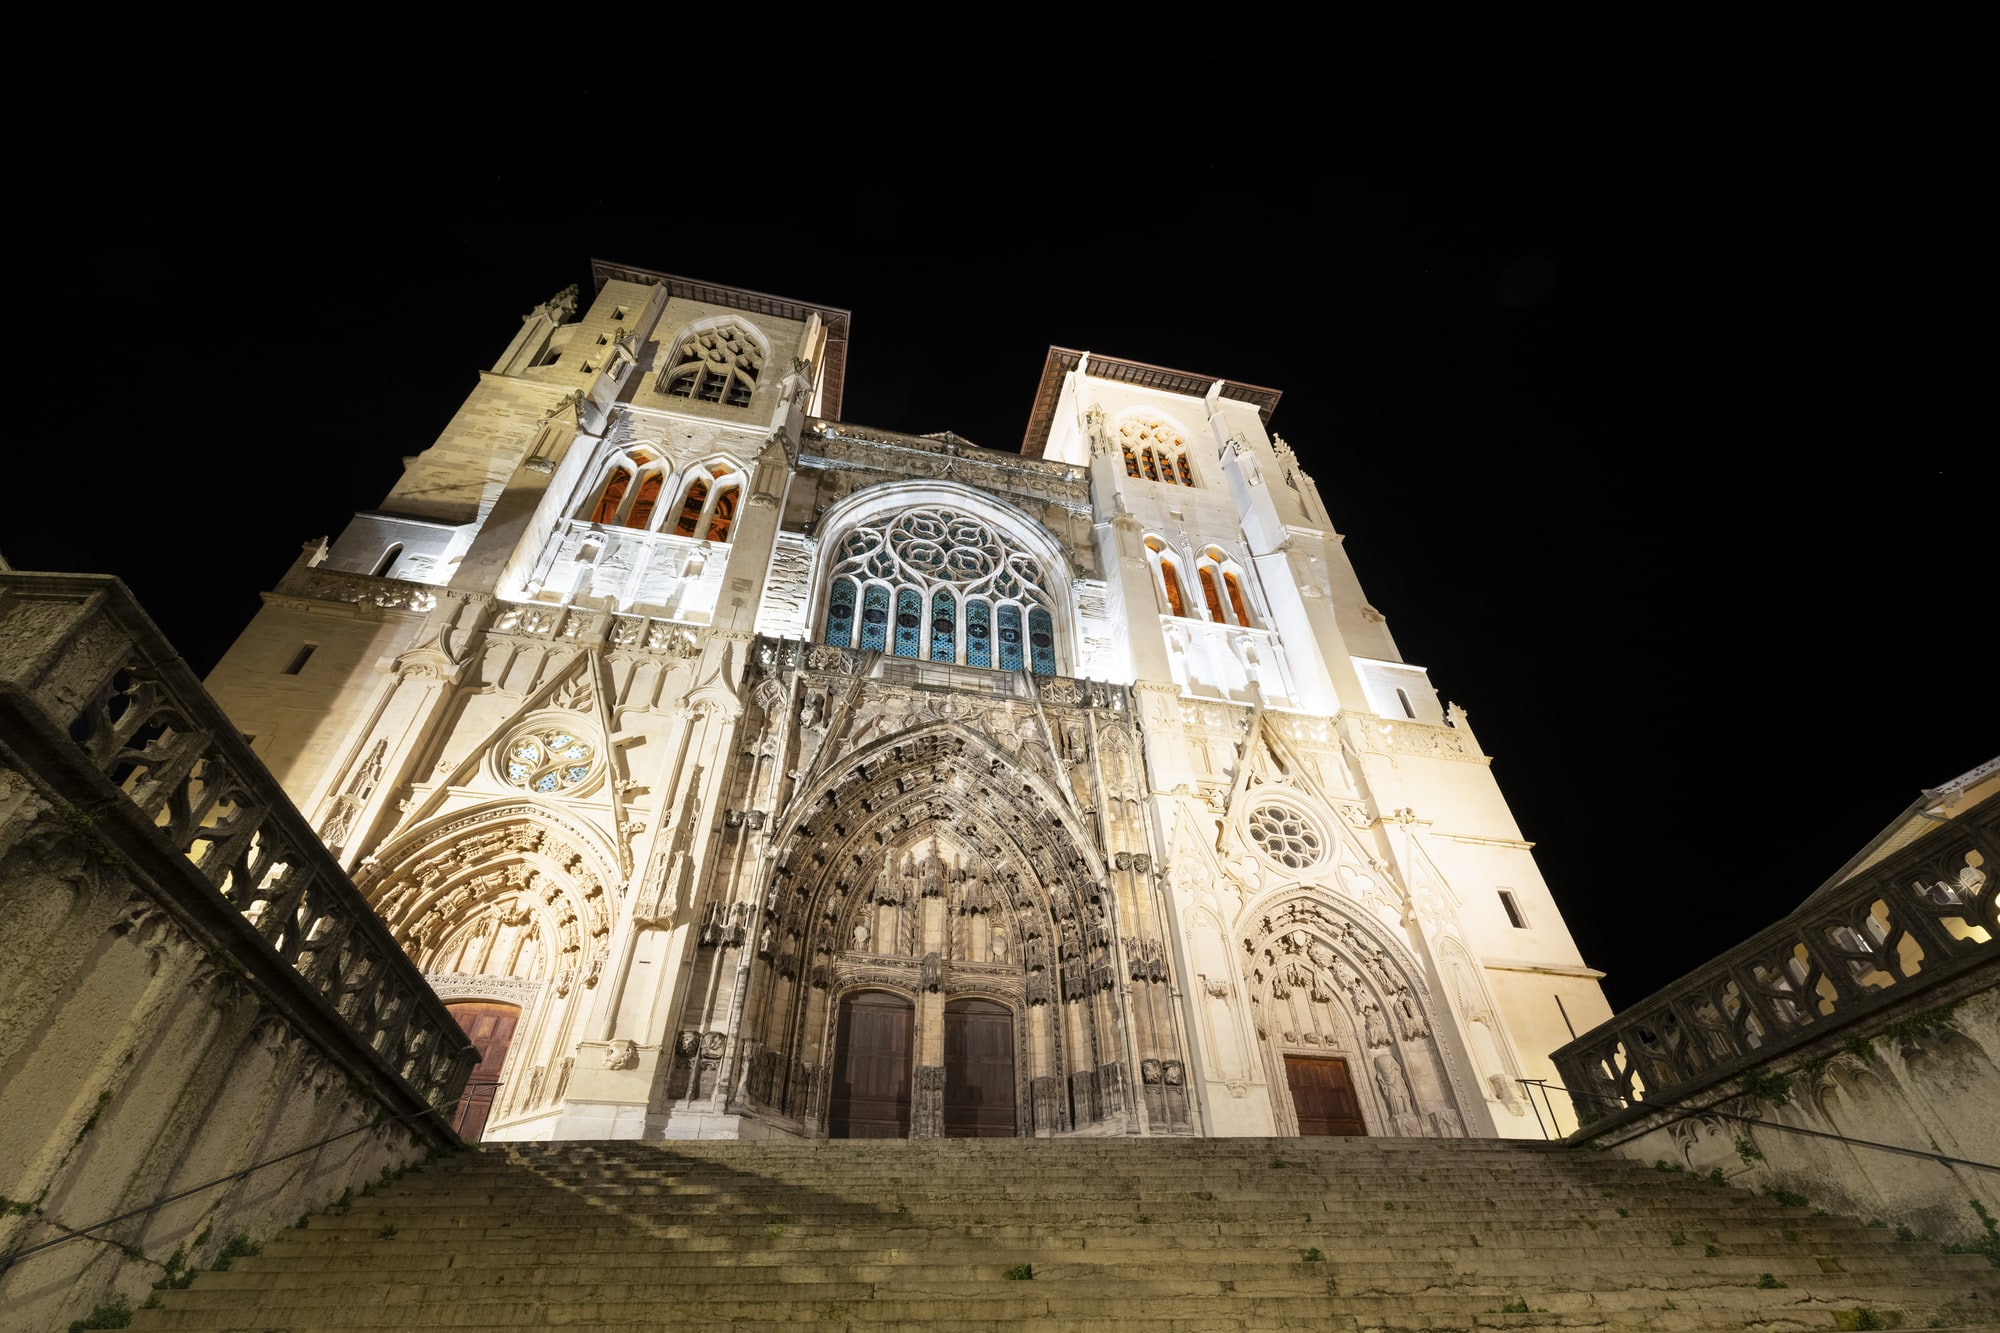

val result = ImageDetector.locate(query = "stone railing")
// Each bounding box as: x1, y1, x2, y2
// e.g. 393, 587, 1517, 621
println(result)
803, 420, 1093, 516
273, 563, 439, 612
760, 636, 1132, 710
1551, 787, 1997, 1126
0, 574, 477, 1115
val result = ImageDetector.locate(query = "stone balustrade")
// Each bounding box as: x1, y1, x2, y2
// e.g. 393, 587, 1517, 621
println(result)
0, 572, 478, 1330
764, 635, 1132, 710
1551, 788, 1997, 1126
0, 573, 476, 1115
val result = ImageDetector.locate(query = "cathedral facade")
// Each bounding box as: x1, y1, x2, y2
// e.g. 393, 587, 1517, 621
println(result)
204, 263, 1612, 1142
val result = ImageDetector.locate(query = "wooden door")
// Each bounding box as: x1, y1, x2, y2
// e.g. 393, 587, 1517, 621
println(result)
1285, 1055, 1368, 1136
829, 991, 913, 1138
944, 999, 1017, 1137
447, 1001, 520, 1141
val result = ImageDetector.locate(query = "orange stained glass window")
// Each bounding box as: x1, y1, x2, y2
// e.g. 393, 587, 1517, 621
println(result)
1199, 567, 1226, 621
1159, 558, 1187, 618
1177, 454, 1195, 486
673, 480, 710, 537
1123, 445, 1140, 477
706, 487, 739, 543
591, 469, 631, 525
626, 473, 663, 530
1225, 571, 1252, 626
1141, 449, 1160, 481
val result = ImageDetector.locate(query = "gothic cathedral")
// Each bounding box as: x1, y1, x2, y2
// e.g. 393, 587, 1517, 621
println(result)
204, 263, 1613, 1143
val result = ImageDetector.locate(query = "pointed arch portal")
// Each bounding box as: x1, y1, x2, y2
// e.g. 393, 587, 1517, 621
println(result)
740, 726, 1128, 1138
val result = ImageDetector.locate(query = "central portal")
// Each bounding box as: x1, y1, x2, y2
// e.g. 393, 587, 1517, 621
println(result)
829, 991, 913, 1138
944, 998, 1017, 1137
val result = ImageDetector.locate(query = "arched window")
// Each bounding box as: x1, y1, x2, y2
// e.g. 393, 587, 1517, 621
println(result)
1195, 546, 1257, 627
659, 320, 766, 407
893, 588, 923, 658
1118, 417, 1196, 489
825, 577, 857, 646
1199, 566, 1227, 622
583, 449, 667, 530
965, 598, 992, 668
591, 469, 631, 525
858, 584, 891, 652
371, 544, 403, 578
996, 604, 1025, 671
668, 463, 743, 544
929, 589, 957, 662
816, 506, 1061, 674
1146, 536, 1189, 619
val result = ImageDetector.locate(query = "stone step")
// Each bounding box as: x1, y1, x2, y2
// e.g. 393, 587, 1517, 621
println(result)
123, 1139, 1999, 1333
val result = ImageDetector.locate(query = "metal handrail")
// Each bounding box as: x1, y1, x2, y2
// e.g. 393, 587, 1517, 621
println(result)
0, 1096, 476, 1274
1517, 1077, 1999, 1173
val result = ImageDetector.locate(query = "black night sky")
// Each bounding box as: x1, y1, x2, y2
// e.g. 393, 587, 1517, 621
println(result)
11, 8, 1993, 1012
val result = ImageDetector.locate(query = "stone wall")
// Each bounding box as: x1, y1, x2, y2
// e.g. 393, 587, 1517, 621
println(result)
0, 574, 470, 1333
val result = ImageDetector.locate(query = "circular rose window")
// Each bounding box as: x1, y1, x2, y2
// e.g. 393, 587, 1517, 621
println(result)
1247, 803, 1325, 870
503, 729, 596, 794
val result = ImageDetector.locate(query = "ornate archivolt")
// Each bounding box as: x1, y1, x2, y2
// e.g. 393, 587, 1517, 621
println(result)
363, 804, 617, 1002
731, 722, 1153, 1136
1238, 892, 1473, 1138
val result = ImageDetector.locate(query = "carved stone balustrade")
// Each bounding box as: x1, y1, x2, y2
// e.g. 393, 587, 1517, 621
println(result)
0, 573, 478, 1120
273, 564, 439, 613
803, 420, 1092, 518
1550, 786, 1997, 1127
756, 635, 1131, 711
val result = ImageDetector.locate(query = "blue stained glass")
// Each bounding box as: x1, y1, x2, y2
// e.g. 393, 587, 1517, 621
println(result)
859, 584, 890, 652
1028, 608, 1055, 677
929, 590, 956, 663
997, 604, 1024, 671
965, 599, 992, 668
825, 578, 856, 647
892, 587, 922, 658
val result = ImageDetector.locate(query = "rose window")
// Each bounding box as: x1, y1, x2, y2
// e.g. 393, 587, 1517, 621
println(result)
1248, 804, 1324, 869
505, 730, 595, 794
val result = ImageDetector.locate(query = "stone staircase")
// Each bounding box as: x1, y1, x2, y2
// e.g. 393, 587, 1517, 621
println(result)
130, 1138, 1999, 1331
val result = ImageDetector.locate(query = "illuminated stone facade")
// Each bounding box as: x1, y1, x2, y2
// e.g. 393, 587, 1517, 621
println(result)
204, 263, 1613, 1140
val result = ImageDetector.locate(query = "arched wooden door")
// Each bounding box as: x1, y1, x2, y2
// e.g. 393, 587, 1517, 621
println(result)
446, 1001, 520, 1140
1285, 1055, 1368, 1136
828, 991, 913, 1138
944, 999, 1017, 1137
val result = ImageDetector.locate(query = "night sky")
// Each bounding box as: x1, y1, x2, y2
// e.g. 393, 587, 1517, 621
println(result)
12, 8, 1992, 1011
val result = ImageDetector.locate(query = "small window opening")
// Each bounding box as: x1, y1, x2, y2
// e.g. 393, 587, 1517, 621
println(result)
1499, 890, 1527, 929
370, 544, 403, 578
596, 334, 610, 345
611, 307, 627, 321
284, 644, 318, 676
1395, 688, 1416, 719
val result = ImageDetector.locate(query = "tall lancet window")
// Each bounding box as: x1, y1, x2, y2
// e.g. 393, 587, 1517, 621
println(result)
1146, 536, 1189, 618
584, 449, 666, 530
825, 578, 857, 646
1196, 546, 1256, 627
930, 590, 957, 662
858, 584, 891, 652
668, 463, 742, 544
